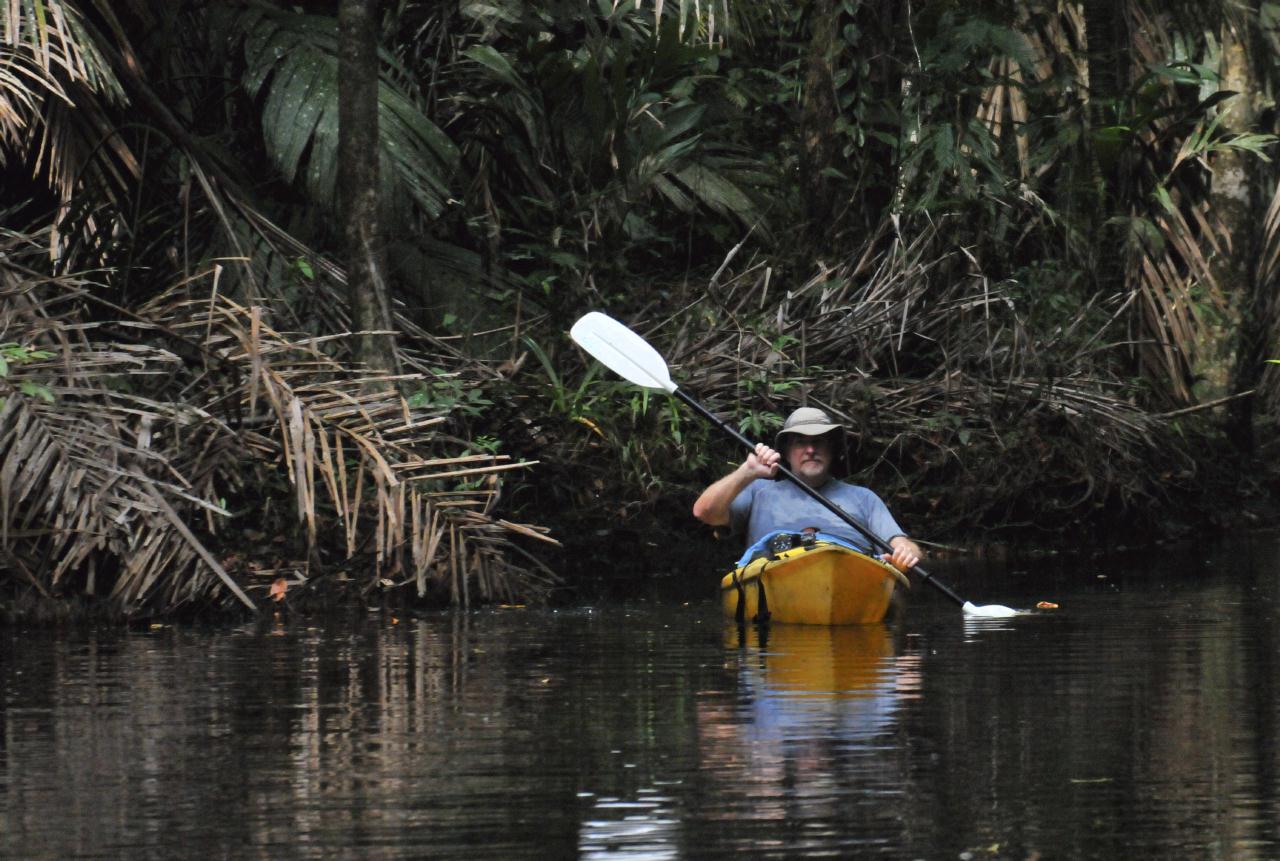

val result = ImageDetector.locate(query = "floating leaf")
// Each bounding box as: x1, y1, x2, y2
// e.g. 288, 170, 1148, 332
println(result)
269, 578, 289, 601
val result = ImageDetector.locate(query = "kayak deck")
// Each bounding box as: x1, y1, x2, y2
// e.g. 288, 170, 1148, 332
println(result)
720, 540, 909, 625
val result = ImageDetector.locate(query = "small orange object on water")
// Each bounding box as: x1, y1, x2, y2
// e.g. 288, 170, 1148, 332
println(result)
269, 578, 289, 602
1036, 601, 1058, 609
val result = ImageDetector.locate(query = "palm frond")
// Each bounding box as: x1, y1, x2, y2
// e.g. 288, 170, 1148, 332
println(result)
1, 233, 251, 612
1252, 178, 1280, 411
210, 2, 459, 220
454, 16, 767, 244
1116, 2, 1236, 405
1, 225, 556, 614
0, 0, 136, 242
139, 280, 558, 607
642, 216, 1184, 535
0, 1, 125, 103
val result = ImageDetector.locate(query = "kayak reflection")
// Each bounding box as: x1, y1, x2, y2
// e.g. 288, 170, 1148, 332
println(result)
720, 623, 920, 741
737, 621, 916, 736
691, 624, 923, 839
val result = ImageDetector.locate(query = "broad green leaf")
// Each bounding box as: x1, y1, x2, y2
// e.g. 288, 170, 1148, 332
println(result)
1149, 63, 1213, 86
223, 5, 459, 219
19, 382, 54, 403
463, 45, 527, 93
264, 51, 329, 184
651, 173, 695, 210
672, 163, 757, 220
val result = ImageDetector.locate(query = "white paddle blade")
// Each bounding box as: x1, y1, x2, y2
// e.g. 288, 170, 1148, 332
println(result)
962, 601, 1022, 618
570, 312, 678, 393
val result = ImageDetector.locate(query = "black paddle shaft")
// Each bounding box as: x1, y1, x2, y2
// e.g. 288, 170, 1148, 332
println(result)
674, 389, 967, 608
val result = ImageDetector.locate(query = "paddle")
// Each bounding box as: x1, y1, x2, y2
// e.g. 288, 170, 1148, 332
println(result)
569, 311, 1021, 618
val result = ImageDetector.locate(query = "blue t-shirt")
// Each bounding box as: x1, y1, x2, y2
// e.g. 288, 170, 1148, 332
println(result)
728, 478, 906, 551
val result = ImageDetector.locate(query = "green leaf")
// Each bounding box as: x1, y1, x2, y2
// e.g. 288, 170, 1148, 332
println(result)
463, 45, 527, 93
1093, 126, 1133, 144
671, 163, 757, 220
268, 51, 330, 183
865, 129, 900, 148
651, 103, 705, 145
1217, 132, 1278, 161
227, 5, 459, 219
19, 382, 54, 403
1148, 63, 1214, 86
651, 173, 695, 210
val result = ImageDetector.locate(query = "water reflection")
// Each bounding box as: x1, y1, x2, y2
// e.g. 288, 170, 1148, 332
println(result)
960, 612, 1023, 641
683, 624, 922, 853
721, 623, 918, 739
2, 537, 1280, 859
578, 789, 680, 860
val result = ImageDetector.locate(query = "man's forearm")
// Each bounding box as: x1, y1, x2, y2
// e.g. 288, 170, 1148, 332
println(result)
692, 467, 756, 526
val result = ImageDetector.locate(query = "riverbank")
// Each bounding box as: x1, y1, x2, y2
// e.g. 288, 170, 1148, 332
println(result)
2, 419, 1275, 625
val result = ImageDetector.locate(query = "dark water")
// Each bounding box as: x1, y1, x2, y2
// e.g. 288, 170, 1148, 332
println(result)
3, 535, 1279, 860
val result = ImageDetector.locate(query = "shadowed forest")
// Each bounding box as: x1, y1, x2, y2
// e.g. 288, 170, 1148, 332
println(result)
2, 0, 1278, 617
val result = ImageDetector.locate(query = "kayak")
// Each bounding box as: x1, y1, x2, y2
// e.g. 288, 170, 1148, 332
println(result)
720, 532, 909, 625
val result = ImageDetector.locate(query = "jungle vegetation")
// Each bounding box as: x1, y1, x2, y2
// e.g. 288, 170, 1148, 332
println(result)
2, 0, 1278, 616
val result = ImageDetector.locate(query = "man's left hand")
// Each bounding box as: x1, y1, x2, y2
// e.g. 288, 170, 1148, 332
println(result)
881, 537, 922, 572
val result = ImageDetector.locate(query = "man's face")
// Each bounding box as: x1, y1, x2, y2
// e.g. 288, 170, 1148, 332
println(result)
785, 433, 834, 484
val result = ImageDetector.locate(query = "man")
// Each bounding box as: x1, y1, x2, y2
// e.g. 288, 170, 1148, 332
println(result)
692, 407, 923, 572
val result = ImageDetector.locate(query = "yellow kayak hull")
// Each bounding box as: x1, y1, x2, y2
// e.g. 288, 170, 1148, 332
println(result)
720, 541, 909, 625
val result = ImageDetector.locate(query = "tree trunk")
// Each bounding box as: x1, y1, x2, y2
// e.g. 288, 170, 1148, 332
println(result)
799, 0, 841, 247
338, 0, 398, 377
1202, 14, 1254, 412
862, 0, 904, 229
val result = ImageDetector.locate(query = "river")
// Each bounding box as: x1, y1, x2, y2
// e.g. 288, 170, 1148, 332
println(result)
2, 534, 1278, 859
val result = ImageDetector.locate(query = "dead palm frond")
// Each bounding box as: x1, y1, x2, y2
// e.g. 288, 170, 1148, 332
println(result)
0, 0, 137, 247
1, 228, 557, 614
647, 217, 1185, 536
145, 277, 557, 604
1110, 2, 1218, 406
1248, 176, 1280, 414
160, 291, 556, 604
1, 236, 250, 611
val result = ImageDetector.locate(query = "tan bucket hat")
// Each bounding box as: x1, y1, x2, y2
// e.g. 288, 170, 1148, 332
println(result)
774, 406, 846, 448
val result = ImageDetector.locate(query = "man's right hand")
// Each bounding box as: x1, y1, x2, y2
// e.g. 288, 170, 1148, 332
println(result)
744, 442, 781, 479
